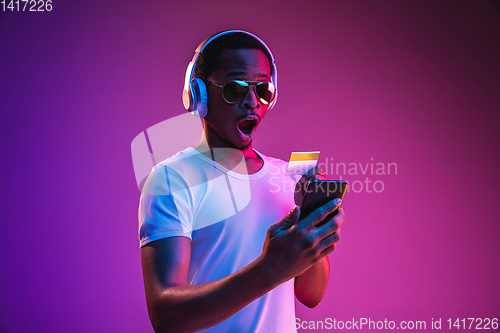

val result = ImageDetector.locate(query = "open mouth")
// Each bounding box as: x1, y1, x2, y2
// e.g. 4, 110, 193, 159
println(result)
237, 117, 259, 137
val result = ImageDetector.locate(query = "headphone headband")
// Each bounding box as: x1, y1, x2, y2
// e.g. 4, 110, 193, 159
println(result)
182, 30, 278, 118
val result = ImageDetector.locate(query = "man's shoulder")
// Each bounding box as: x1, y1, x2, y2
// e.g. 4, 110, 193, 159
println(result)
156, 147, 196, 166
142, 147, 201, 193
154, 147, 209, 175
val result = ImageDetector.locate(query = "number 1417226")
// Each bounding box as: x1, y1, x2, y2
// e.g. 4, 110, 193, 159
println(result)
2, 0, 53, 11
447, 318, 498, 330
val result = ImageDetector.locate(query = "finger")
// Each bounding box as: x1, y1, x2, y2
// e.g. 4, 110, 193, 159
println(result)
335, 208, 345, 226
315, 213, 341, 237
313, 207, 345, 240
313, 241, 338, 262
269, 206, 300, 237
299, 166, 325, 184
299, 198, 342, 229
328, 207, 345, 228
316, 230, 341, 256
319, 244, 336, 258
302, 173, 330, 194
322, 229, 341, 244
296, 168, 328, 196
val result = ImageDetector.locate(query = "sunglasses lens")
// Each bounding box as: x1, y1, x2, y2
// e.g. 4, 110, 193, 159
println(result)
222, 80, 276, 104
256, 82, 275, 105
223, 81, 249, 103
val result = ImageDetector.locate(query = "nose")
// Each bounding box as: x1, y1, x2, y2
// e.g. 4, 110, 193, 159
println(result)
241, 85, 261, 110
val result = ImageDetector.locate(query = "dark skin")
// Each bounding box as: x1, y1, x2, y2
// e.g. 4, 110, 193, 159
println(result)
193, 48, 268, 173
141, 49, 346, 333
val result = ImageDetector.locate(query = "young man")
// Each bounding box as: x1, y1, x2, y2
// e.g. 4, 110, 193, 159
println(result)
139, 31, 345, 333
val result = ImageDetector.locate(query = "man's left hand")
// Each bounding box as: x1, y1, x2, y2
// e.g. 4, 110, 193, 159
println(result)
294, 166, 330, 206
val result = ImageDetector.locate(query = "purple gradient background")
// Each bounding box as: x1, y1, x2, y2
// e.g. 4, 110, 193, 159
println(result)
1, 1, 499, 332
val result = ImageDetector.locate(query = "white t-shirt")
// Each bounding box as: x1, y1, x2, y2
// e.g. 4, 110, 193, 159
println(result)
139, 147, 299, 333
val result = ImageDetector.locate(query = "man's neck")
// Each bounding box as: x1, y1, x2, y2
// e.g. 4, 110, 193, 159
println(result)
193, 131, 263, 174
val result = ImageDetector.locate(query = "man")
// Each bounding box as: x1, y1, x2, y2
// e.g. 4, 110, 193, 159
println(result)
139, 30, 345, 333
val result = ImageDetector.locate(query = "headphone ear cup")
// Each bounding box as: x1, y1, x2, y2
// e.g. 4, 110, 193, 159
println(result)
191, 78, 208, 118
182, 87, 194, 112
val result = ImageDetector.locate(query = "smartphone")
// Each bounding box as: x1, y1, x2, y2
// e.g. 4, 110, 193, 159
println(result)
299, 180, 348, 227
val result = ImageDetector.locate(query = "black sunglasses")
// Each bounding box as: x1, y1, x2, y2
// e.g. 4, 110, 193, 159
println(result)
208, 80, 276, 105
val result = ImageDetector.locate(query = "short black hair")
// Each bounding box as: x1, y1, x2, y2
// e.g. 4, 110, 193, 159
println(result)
194, 31, 273, 81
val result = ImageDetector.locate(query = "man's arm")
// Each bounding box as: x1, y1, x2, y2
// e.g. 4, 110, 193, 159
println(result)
294, 257, 330, 308
141, 237, 279, 333
294, 208, 345, 307
141, 200, 343, 333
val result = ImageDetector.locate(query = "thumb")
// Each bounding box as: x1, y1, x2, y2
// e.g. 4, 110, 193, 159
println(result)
270, 206, 300, 237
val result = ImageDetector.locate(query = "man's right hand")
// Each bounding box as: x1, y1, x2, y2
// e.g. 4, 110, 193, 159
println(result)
258, 198, 344, 286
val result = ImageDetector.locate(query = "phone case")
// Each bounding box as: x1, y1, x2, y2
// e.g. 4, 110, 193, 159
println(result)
299, 180, 348, 227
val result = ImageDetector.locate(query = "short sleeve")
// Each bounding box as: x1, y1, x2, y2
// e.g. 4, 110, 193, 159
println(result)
138, 164, 194, 247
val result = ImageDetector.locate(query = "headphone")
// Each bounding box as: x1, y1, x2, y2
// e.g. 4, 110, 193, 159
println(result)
182, 30, 278, 118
